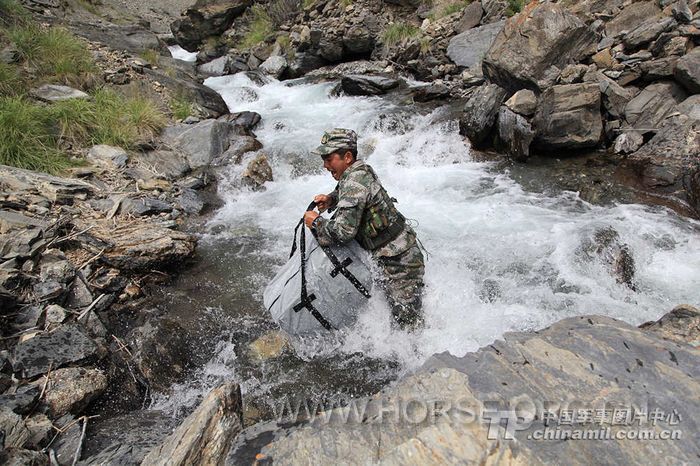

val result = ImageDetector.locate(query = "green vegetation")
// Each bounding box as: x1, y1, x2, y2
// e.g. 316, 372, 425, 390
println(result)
438, 0, 470, 18
0, 96, 71, 172
0, 0, 30, 25
6, 25, 96, 85
302, 0, 315, 8
0, 62, 23, 95
239, 5, 273, 49
140, 49, 161, 66
169, 91, 194, 120
340, 0, 352, 7
505, 0, 525, 16
383, 23, 422, 46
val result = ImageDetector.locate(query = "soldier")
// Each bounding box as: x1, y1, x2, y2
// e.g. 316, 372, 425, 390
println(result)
303, 128, 425, 331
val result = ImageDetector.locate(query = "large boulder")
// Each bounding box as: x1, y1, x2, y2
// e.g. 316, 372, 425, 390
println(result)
142, 67, 228, 118
162, 120, 249, 169
259, 55, 288, 79
340, 74, 400, 96
598, 74, 638, 118
624, 81, 687, 132
446, 20, 505, 69
483, 3, 598, 92
674, 48, 700, 94
71, 21, 168, 55
458, 83, 508, 147
171, 0, 252, 52
141, 382, 243, 466
533, 83, 603, 151
623, 17, 676, 50
621, 112, 700, 217
497, 106, 534, 161
605, 1, 661, 38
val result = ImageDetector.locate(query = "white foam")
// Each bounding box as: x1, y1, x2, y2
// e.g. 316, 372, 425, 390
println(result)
168, 45, 197, 62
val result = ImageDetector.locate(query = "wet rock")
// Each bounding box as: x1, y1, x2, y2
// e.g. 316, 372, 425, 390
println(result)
458, 83, 508, 147
249, 330, 291, 361
175, 188, 205, 215
33, 367, 107, 417
483, 3, 598, 92
0, 449, 46, 465
219, 111, 261, 130
613, 130, 644, 154
533, 83, 603, 151
411, 83, 450, 102
497, 106, 534, 161
162, 120, 246, 169
171, 0, 251, 52
13, 325, 98, 378
87, 144, 129, 169
216, 136, 263, 165
504, 89, 537, 116
621, 112, 700, 217
128, 318, 193, 391
120, 197, 172, 216
640, 304, 700, 347
674, 48, 700, 93
30, 84, 88, 102
578, 226, 636, 288
455, 1, 483, 33
447, 20, 505, 69
197, 55, 230, 77
340, 74, 400, 96
624, 81, 687, 131
259, 55, 288, 79
241, 154, 273, 191
142, 382, 242, 466
623, 17, 676, 49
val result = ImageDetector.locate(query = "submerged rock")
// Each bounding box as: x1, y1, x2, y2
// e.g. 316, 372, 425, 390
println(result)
248, 330, 291, 361
497, 106, 534, 161
241, 153, 273, 191
340, 75, 400, 96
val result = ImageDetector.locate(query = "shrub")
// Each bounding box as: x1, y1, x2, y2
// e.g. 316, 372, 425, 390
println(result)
383, 23, 421, 46
0, 96, 72, 173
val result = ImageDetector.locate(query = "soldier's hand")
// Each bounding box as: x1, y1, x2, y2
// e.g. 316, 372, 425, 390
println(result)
314, 194, 331, 212
304, 210, 319, 228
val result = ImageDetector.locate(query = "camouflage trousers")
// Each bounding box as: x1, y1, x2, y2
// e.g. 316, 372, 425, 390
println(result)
373, 243, 425, 331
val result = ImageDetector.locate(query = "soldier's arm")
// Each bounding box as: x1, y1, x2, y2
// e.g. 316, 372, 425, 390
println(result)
313, 180, 368, 246
326, 189, 339, 212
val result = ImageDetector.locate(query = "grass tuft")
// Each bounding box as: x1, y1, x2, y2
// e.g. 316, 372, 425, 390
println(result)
0, 62, 23, 96
0, 0, 30, 26
239, 5, 273, 49
383, 23, 422, 46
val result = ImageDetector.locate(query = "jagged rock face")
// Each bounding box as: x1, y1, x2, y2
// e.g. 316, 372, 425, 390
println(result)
674, 48, 700, 94
446, 20, 504, 69
483, 3, 598, 92
623, 81, 686, 132
604, 1, 661, 38
533, 83, 603, 151
458, 83, 508, 147
621, 113, 700, 218
171, 0, 252, 52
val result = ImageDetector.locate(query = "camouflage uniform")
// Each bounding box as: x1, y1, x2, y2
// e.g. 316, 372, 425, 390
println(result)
310, 129, 425, 330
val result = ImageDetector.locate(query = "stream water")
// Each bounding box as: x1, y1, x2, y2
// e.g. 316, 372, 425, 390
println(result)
149, 72, 700, 424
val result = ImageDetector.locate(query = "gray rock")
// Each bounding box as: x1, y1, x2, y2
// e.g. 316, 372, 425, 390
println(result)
87, 145, 129, 169
216, 136, 263, 165
0, 449, 46, 465
411, 83, 450, 102
504, 89, 537, 116
72, 21, 167, 55
197, 55, 230, 77
65, 276, 93, 309
12, 305, 43, 333
162, 119, 246, 169
0, 387, 39, 415
676, 94, 700, 119
0, 227, 45, 261
342, 26, 375, 55
318, 35, 344, 62
45, 304, 67, 325
0, 44, 20, 64
605, 1, 661, 38
24, 414, 52, 449
171, 0, 251, 52
558, 63, 589, 84
639, 56, 679, 81
458, 83, 508, 147
613, 130, 644, 154
52, 415, 83, 466
598, 75, 637, 118
623, 17, 676, 49
640, 304, 700, 346
77, 310, 108, 339
13, 325, 98, 378
33, 367, 107, 417
533, 83, 603, 150
120, 197, 172, 216
286, 52, 325, 78
30, 84, 89, 102
651, 34, 689, 58
143, 67, 228, 118
622, 112, 700, 217
241, 154, 273, 191
497, 106, 534, 161
142, 382, 242, 466
340, 74, 400, 96
447, 20, 505, 69
0, 165, 93, 204
674, 48, 700, 93
219, 111, 261, 130
672, 0, 693, 23
176, 188, 205, 215
132, 150, 191, 180
577, 226, 636, 288
483, 3, 598, 92
455, 1, 483, 33
259, 55, 288, 78
481, 0, 508, 23
0, 408, 30, 449
624, 81, 687, 131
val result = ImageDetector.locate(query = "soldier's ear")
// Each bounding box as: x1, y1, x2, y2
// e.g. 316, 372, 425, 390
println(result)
343, 151, 354, 163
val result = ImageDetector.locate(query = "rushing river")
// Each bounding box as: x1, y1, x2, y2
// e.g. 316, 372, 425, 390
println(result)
150, 72, 700, 422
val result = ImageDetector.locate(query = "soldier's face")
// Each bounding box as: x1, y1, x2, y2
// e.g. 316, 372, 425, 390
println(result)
322, 151, 354, 180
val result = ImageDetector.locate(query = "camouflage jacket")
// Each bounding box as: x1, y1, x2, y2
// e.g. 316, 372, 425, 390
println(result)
312, 160, 417, 258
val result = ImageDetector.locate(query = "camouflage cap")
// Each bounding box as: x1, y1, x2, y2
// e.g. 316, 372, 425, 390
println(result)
311, 128, 358, 157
